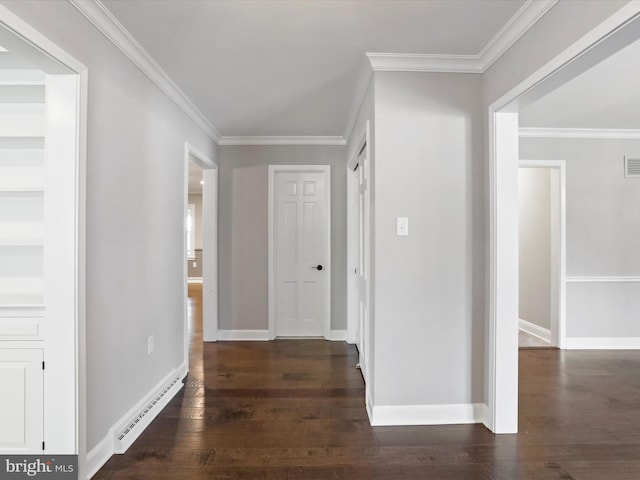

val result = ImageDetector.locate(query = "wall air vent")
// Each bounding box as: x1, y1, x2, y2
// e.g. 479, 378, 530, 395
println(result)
625, 157, 640, 178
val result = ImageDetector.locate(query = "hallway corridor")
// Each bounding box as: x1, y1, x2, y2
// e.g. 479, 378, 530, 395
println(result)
93, 284, 640, 479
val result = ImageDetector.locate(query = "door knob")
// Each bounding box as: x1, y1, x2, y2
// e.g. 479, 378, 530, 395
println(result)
312, 265, 323, 271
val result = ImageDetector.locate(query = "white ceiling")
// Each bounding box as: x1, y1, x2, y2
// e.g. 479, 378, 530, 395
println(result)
101, 0, 527, 138
520, 36, 640, 130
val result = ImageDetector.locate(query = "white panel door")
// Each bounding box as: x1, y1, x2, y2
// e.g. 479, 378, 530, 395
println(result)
274, 169, 329, 337
0, 348, 43, 453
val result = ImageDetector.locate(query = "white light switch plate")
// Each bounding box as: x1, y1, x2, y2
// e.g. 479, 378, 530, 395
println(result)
397, 217, 409, 236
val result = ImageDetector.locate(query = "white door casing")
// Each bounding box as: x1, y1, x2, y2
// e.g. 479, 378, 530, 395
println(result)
519, 160, 566, 349
269, 165, 331, 338
355, 150, 368, 373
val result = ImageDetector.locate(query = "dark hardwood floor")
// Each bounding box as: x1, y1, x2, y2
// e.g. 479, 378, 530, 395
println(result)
94, 284, 640, 479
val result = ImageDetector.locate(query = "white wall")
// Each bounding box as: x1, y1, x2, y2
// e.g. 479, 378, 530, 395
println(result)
520, 137, 640, 339
518, 168, 551, 330
1, 0, 217, 453
217, 145, 347, 332
372, 71, 485, 409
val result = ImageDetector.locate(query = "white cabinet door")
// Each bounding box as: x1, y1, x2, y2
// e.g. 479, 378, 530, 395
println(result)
0, 348, 43, 453
274, 169, 329, 337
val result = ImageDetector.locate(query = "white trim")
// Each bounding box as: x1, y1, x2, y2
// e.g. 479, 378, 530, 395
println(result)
86, 364, 186, 478
218, 136, 346, 146
85, 433, 114, 480
519, 127, 640, 139
479, 0, 558, 71
366, 1, 556, 74
565, 337, 640, 350
518, 318, 551, 343
217, 330, 271, 341
343, 62, 374, 145
567, 276, 640, 283
187, 277, 203, 284
519, 159, 567, 349
489, 3, 640, 434
112, 364, 185, 453
366, 52, 483, 73
327, 329, 347, 342
268, 165, 332, 340
69, 0, 221, 142
369, 403, 486, 427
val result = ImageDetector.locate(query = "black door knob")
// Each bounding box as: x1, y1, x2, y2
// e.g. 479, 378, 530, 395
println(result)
312, 265, 323, 271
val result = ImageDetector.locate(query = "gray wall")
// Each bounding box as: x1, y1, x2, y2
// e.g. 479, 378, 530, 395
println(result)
518, 168, 551, 330
217, 145, 347, 332
520, 137, 640, 338
2, 0, 217, 452
372, 71, 485, 406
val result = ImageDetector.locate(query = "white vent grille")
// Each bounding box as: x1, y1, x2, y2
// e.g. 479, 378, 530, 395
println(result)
114, 375, 182, 453
625, 157, 640, 178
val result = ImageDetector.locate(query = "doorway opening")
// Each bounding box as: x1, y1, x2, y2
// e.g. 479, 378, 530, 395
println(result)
183, 142, 218, 367
488, 8, 640, 433
518, 161, 566, 349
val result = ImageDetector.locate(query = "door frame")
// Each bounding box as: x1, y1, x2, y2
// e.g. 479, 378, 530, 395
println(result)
346, 121, 372, 407
487, 5, 640, 433
268, 165, 332, 340
0, 2, 88, 471
183, 142, 218, 350
518, 160, 566, 349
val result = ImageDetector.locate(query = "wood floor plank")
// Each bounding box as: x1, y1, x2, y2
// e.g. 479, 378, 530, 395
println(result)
93, 284, 640, 479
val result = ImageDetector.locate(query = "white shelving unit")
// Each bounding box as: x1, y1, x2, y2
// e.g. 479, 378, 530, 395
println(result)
0, 70, 46, 315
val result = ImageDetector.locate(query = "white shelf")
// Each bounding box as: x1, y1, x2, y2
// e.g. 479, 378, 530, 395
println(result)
0, 70, 46, 86
0, 167, 44, 191
0, 294, 44, 308
0, 103, 44, 137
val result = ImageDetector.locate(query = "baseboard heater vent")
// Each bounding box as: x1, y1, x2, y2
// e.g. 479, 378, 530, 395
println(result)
625, 157, 640, 178
114, 375, 182, 453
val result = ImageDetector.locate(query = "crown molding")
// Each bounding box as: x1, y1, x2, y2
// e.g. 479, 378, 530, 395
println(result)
478, 0, 558, 71
217, 136, 346, 146
69, 0, 221, 143
366, 53, 483, 73
519, 127, 640, 139
367, 0, 557, 73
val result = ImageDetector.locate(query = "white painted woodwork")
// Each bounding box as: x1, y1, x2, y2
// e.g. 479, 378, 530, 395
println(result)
271, 166, 330, 338
0, 68, 80, 454
354, 148, 369, 374
0, 348, 43, 453
488, 111, 519, 434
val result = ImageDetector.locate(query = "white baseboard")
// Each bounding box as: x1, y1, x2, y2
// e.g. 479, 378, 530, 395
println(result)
187, 277, 203, 284
366, 392, 374, 425
327, 329, 347, 341
85, 363, 186, 479
217, 329, 271, 341
519, 318, 551, 342
85, 432, 114, 480
565, 337, 640, 349
368, 402, 486, 427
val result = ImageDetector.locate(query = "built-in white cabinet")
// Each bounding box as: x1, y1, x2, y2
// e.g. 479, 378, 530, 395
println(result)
0, 69, 46, 452
0, 348, 43, 453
